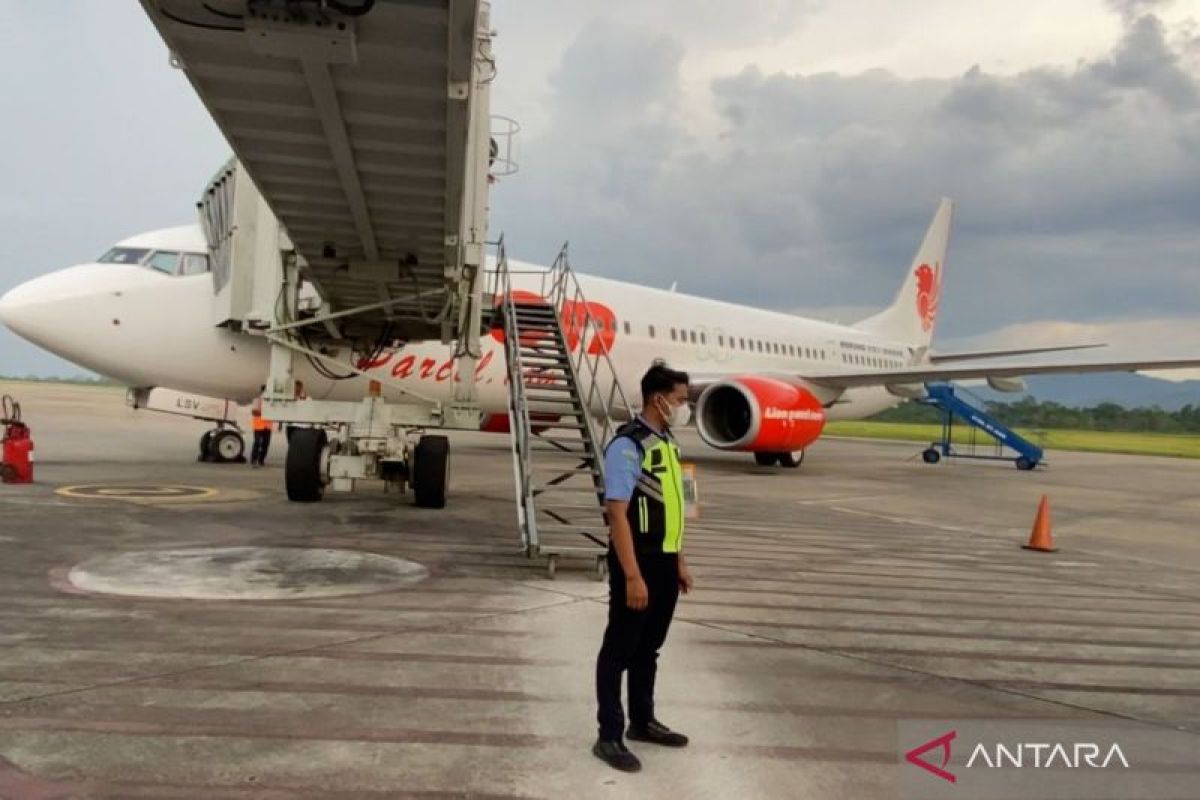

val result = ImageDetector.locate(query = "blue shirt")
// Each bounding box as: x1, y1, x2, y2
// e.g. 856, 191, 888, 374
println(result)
603, 416, 663, 502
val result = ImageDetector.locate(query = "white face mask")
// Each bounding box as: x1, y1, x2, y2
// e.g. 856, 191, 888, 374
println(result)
655, 396, 691, 429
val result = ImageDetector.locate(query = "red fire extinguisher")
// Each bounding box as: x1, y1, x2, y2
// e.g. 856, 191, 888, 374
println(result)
1, 395, 33, 485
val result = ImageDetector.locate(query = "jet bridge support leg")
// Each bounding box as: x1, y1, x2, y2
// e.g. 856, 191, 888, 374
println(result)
254, 255, 481, 505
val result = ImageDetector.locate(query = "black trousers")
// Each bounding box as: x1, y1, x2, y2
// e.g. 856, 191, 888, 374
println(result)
595, 549, 680, 741
251, 429, 271, 465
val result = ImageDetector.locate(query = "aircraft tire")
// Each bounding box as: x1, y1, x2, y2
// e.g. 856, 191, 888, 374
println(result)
778, 450, 805, 468
211, 429, 245, 464
753, 452, 779, 467
198, 430, 215, 462
286, 428, 327, 502
413, 435, 450, 509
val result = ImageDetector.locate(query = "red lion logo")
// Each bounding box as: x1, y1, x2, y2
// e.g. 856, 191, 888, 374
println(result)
915, 262, 940, 332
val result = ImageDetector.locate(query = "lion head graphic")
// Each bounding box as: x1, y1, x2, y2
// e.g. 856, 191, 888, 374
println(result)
915, 262, 941, 332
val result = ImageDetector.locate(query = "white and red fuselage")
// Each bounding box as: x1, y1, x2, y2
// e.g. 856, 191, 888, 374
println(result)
0, 223, 912, 456
11, 199, 1191, 459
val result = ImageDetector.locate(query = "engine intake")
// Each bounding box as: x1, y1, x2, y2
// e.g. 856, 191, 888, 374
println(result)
696, 376, 826, 452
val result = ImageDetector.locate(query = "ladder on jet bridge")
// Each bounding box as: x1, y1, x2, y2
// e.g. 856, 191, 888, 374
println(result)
493, 243, 634, 578
919, 383, 1044, 471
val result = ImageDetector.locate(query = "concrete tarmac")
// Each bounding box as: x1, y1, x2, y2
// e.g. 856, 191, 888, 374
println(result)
1, 380, 1199, 799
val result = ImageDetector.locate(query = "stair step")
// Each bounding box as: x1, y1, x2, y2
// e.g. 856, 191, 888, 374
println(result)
521, 397, 579, 405
528, 442, 595, 454
538, 500, 606, 509
531, 522, 607, 534
516, 383, 577, 392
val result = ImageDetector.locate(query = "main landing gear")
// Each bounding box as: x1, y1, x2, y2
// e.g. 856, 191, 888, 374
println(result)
198, 426, 245, 464
284, 428, 451, 509
753, 450, 805, 469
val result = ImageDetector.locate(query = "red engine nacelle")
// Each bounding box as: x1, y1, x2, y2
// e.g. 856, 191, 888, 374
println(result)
695, 376, 826, 453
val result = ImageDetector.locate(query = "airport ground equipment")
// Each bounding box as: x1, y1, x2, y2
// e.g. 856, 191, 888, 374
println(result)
126, 387, 245, 463
1, 394, 34, 484
140, 0, 500, 504
494, 244, 634, 578
919, 383, 1043, 470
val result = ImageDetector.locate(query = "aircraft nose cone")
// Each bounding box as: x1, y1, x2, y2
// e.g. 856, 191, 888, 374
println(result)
0, 273, 68, 345
0, 279, 48, 340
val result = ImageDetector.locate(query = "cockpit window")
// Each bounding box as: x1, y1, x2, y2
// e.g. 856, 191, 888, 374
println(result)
179, 253, 210, 276
98, 247, 150, 264
146, 251, 180, 274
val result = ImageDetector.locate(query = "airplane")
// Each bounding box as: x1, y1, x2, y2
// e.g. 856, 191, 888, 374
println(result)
4, 196, 1200, 477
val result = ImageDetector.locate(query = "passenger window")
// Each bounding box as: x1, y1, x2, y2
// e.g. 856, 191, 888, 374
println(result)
649, 325, 656, 338
718, 334, 724, 347
670, 328, 677, 341
700, 332, 707, 345
623, 321, 631, 335
690, 330, 697, 344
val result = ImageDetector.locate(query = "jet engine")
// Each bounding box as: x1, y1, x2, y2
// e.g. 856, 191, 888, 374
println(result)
695, 376, 826, 452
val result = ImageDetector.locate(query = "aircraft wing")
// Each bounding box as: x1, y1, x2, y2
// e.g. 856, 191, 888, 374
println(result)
801, 355, 1200, 389
929, 343, 1107, 363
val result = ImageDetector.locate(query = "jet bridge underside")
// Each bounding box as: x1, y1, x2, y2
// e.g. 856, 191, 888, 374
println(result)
139, 0, 493, 348
138, 0, 499, 503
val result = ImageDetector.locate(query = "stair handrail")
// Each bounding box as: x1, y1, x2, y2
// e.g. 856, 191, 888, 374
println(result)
494, 239, 539, 550
541, 244, 634, 472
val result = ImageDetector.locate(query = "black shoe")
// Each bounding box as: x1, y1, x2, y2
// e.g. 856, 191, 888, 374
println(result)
593, 739, 641, 772
627, 719, 689, 747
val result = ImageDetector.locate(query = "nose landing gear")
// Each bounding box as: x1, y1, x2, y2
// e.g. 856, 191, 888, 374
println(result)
198, 426, 246, 464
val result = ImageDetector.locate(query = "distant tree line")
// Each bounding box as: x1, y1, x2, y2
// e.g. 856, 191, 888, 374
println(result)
0, 374, 116, 386
873, 396, 1200, 434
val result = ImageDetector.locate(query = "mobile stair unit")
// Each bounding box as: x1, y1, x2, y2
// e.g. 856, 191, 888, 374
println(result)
493, 244, 634, 578
919, 383, 1044, 471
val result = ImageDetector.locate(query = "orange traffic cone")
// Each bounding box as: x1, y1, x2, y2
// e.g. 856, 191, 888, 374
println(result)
1022, 495, 1057, 552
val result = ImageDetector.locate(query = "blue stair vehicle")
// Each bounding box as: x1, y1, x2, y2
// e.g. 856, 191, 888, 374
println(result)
919, 383, 1043, 471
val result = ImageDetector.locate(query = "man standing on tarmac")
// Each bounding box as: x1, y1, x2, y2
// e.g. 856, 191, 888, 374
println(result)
250, 395, 273, 467
593, 362, 695, 772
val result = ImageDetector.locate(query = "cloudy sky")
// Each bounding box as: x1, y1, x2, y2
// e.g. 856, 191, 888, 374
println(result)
1, 0, 1198, 378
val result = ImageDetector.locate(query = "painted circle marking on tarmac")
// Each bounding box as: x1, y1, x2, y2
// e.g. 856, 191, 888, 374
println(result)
66, 546, 429, 600
56, 485, 218, 500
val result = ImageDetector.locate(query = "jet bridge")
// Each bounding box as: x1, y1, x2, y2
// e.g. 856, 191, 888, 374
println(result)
140, 0, 499, 505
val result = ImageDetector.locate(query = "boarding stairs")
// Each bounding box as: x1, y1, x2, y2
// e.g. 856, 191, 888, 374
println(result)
919, 383, 1044, 470
493, 244, 634, 578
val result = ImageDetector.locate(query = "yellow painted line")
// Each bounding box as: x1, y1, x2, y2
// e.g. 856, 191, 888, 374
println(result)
55, 485, 220, 500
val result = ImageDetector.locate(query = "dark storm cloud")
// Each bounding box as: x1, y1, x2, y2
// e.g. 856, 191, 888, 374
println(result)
1106, 0, 1173, 24
491, 6, 1200, 340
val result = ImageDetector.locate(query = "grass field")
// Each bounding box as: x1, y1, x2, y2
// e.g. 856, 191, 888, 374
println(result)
823, 421, 1200, 460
